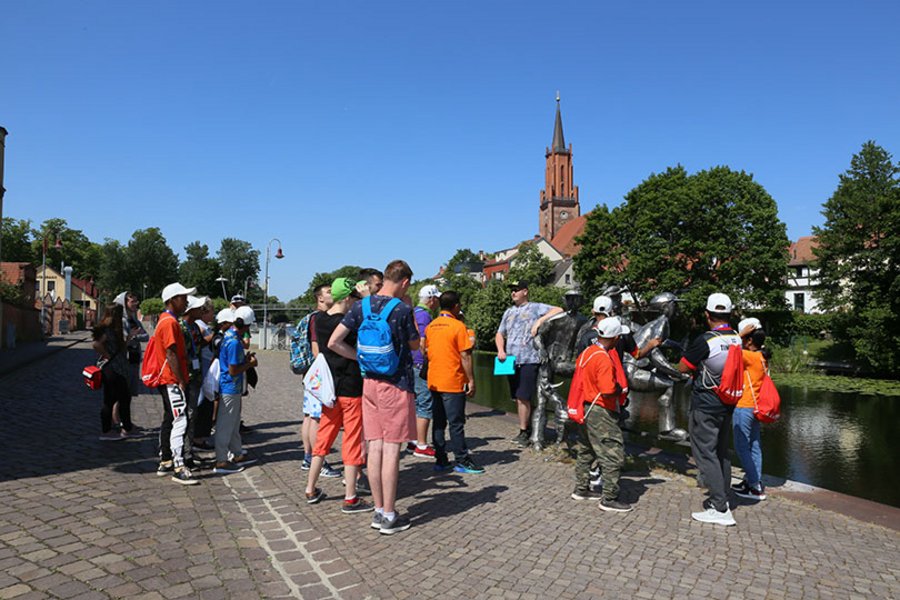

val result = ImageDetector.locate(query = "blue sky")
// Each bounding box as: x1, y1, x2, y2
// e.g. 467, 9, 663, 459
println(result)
2, 1, 898, 300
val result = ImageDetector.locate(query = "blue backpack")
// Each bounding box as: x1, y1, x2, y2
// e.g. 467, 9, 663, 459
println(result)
289, 311, 317, 375
357, 297, 402, 376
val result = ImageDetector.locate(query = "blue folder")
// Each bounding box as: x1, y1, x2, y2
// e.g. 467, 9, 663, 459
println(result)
493, 356, 516, 376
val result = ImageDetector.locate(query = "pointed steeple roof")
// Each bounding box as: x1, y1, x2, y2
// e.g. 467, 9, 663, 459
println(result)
551, 92, 567, 154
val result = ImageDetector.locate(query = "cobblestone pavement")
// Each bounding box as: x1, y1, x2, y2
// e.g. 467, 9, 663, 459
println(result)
0, 342, 898, 599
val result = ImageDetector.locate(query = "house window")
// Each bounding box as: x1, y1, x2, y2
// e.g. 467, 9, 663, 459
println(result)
793, 293, 805, 312
565, 274, 571, 284
795, 266, 804, 278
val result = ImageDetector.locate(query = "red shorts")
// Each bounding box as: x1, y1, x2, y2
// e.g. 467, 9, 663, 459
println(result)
362, 379, 415, 443
313, 396, 365, 466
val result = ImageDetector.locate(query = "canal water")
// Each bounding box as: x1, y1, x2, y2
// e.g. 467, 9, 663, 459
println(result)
472, 353, 900, 508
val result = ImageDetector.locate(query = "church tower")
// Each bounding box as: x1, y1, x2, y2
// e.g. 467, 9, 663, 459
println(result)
539, 94, 580, 240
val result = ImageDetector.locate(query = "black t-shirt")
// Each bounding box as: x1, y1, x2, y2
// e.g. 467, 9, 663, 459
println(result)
315, 311, 363, 398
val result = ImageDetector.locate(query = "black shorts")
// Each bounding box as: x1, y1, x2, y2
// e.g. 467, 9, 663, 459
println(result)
508, 363, 539, 403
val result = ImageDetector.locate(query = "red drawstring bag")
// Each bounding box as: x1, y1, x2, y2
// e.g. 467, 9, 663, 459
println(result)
751, 373, 782, 423
715, 344, 745, 405
83, 365, 102, 390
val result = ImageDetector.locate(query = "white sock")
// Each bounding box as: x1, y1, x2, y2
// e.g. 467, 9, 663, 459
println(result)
383, 511, 396, 521
375, 507, 384, 515
416, 443, 428, 450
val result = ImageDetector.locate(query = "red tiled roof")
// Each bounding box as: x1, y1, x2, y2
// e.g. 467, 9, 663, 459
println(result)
0, 262, 33, 285
788, 236, 819, 266
550, 213, 589, 258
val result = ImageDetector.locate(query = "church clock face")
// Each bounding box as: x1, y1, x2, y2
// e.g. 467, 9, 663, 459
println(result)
560, 211, 569, 219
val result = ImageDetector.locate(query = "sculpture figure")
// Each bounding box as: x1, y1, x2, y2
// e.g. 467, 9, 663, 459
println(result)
531, 290, 588, 449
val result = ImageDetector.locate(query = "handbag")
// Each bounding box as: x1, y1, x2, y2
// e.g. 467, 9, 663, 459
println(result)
83, 365, 102, 390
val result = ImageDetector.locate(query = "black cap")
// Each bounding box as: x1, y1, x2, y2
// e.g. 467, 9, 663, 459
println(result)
508, 280, 529, 292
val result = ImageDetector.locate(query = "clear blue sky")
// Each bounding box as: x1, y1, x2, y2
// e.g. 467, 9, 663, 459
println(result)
3, 1, 899, 300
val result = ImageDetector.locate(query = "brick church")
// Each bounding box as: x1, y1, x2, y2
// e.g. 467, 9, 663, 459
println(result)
539, 95, 581, 241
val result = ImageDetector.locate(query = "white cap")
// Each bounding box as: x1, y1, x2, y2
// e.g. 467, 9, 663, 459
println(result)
161, 282, 197, 303
216, 308, 235, 323
113, 291, 128, 307
418, 284, 441, 299
186, 295, 207, 312
234, 305, 256, 324
738, 317, 762, 333
706, 292, 733, 314
597, 316, 624, 338
592, 295, 614, 315
230, 294, 246, 304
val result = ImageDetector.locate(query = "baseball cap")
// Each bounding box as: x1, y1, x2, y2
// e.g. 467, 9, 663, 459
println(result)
162, 282, 197, 303
331, 277, 364, 303
508, 280, 529, 292
216, 308, 235, 324
597, 316, 623, 338
186, 295, 207, 312
230, 294, 246, 304
592, 295, 614, 315
738, 317, 762, 333
418, 284, 441, 299
706, 293, 733, 314
234, 305, 255, 324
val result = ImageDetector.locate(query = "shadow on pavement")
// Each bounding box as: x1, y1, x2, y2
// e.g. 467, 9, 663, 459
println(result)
407, 484, 508, 527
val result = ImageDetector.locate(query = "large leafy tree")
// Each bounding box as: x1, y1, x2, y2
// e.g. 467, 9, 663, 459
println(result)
574, 165, 789, 316
1, 217, 34, 263
179, 241, 221, 298
31, 218, 102, 280
124, 228, 179, 301
216, 238, 260, 301
94, 239, 128, 301
813, 141, 900, 373
508, 241, 554, 286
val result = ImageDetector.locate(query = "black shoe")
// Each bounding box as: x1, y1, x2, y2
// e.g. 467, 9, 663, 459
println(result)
733, 481, 767, 501
305, 488, 325, 504
379, 513, 411, 535
239, 422, 253, 433
599, 498, 633, 513
156, 460, 174, 477
341, 497, 374, 514
511, 430, 530, 447
171, 468, 200, 486
454, 457, 485, 474
571, 489, 603, 501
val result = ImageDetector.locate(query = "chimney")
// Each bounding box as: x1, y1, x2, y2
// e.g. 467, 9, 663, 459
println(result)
64, 266, 73, 301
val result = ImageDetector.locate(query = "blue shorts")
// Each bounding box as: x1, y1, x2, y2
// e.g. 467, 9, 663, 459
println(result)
508, 363, 539, 403
303, 389, 322, 419
413, 365, 433, 419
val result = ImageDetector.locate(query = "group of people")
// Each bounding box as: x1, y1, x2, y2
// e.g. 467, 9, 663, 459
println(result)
92, 262, 772, 530
296, 263, 482, 535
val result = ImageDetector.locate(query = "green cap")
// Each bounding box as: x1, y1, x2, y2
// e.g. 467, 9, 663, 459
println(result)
331, 277, 364, 302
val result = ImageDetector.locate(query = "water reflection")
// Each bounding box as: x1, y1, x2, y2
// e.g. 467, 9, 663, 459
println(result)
472, 353, 900, 507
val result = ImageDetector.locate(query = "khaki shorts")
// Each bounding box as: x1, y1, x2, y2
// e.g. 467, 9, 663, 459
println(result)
362, 379, 415, 443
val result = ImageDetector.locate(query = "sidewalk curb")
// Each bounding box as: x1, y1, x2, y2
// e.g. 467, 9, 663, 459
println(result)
0, 334, 92, 379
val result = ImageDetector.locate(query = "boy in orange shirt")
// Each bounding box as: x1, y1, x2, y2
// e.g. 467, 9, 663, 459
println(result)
424, 291, 483, 474
732, 317, 769, 501
571, 317, 632, 512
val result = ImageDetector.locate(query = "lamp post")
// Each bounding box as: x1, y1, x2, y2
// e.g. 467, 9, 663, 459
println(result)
40, 234, 62, 336
216, 277, 229, 300
142, 283, 147, 302
262, 238, 284, 349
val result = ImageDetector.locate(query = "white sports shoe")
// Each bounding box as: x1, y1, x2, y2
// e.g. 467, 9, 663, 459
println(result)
691, 506, 736, 527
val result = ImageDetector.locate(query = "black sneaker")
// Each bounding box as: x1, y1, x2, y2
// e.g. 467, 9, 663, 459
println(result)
300, 458, 311, 471
733, 481, 767, 501
320, 461, 342, 478
380, 513, 411, 535
599, 498, 633, 513
511, 430, 530, 447
171, 468, 200, 486
571, 489, 603, 501
341, 497, 374, 514
454, 458, 485, 474
156, 460, 174, 477
213, 461, 244, 475
306, 488, 325, 504
371, 512, 383, 530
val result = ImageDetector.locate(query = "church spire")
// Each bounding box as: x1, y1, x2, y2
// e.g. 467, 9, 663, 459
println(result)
551, 91, 567, 154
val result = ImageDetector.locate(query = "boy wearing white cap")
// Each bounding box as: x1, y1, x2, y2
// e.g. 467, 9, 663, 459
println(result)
154, 283, 199, 485
678, 292, 742, 526
411, 284, 441, 457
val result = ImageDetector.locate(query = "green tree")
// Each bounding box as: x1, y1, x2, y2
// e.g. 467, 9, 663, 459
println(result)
0, 218, 34, 263
466, 280, 511, 350
216, 238, 260, 301
125, 228, 179, 301
574, 165, 789, 317
94, 239, 129, 301
508, 241, 554, 286
445, 248, 484, 274
813, 141, 900, 373
179, 241, 221, 298
31, 218, 102, 280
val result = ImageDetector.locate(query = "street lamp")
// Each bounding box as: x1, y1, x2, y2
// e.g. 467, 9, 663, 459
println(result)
216, 276, 229, 300
262, 238, 284, 349
40, 234, 62, 336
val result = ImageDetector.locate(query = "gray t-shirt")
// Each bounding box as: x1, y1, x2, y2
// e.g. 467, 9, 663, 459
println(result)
497, 302, 553, 365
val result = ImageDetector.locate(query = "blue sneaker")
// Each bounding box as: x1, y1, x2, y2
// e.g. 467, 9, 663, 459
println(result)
453, 457, 485, 474
321, 461, 342, 478
433, 462, 454, 473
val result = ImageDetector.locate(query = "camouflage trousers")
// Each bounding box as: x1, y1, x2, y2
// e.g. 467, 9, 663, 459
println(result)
573, 405, 625, 501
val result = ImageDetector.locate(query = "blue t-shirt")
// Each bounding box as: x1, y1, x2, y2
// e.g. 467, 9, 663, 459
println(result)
497, 302, 553, 365
218, 327, 245, 395
341, 295, 419, 393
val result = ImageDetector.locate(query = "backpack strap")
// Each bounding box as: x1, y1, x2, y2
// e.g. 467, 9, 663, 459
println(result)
362, 296, 373, 319
378, 297, 402, 319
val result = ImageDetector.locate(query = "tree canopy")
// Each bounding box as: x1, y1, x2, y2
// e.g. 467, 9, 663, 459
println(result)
574, 165, 789, 317
813, 141, 900, 373
179, 241, 221, 299
217, 238, 260, 301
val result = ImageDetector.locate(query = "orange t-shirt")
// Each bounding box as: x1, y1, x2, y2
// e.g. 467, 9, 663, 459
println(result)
580, 345, 621, 412
425, 312, 474, 393
738, 349, 767, 409
154, 312, 188, 385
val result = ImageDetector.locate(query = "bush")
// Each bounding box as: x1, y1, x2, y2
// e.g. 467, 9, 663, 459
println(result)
140, 298, 165, 317
0, 281, 30, 308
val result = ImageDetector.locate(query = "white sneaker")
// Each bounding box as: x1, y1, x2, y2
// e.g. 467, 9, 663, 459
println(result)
691, 506, 736, 526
